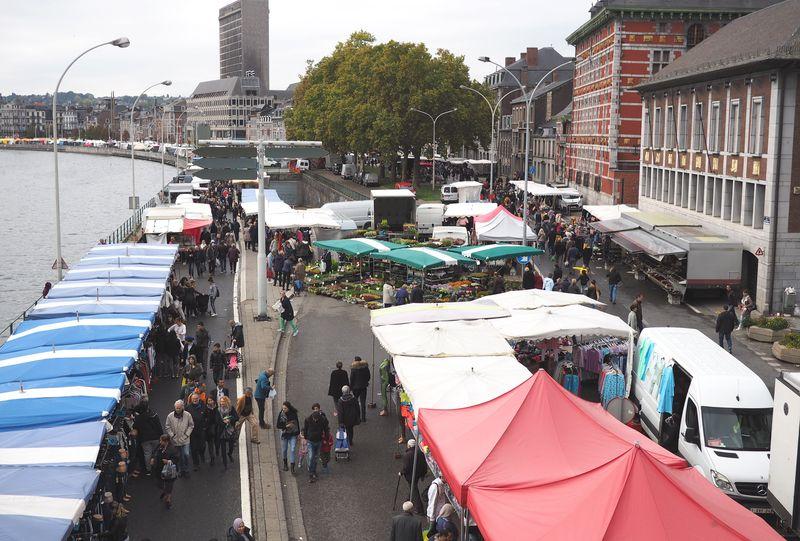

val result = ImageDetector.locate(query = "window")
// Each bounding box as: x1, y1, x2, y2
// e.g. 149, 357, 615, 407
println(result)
657, 22, 669, 34
643, 109, 651, 147
685, 399, 699, 432
701, 407, 772, 451
687, 24, 705, 49
709, 102, 721, 152
692, 103, 704, 150
727, 100, 740, 154
678, 104, 688, 150
653, 107, 663, 148
593, 175, 601, 192
666, 106, 676, 148
749, 97, 764, 155
651, 50, 671, 74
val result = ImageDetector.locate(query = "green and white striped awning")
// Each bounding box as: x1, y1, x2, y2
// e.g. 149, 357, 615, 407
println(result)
370, 247, 475, 270
449, 244, 544, 262
313, 238, 404, 257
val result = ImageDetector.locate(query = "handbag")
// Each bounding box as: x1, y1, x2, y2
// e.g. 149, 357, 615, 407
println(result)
161, 461, 178, 480
222, 424, 236, 441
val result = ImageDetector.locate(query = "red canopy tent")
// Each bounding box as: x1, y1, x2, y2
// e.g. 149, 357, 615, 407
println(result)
417, 370, 780, 541
473, 204, 519, 224
182, 218, 213, 243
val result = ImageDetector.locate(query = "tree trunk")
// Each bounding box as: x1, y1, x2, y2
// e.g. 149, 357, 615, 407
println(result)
379, 163, 385, 180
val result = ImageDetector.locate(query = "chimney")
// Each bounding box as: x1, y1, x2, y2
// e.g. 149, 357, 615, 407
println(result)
527, 47, 539, 67
505, 57, 515, 66
520, 52, 527, 63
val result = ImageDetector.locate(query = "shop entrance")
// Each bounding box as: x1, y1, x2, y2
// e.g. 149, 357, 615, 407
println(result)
741, 250, 758, 296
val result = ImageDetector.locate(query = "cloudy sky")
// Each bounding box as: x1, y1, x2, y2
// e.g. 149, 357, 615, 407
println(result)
2, 0, 592, 97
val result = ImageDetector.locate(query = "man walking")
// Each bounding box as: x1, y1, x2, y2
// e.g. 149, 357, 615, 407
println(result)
607, 266, 622, 305
132, 401, 163, 477
236, 387, 260, 445
301, 403, 330, 483
401, 439, 428, 514
633, 293, 645, 333
194, 322, 210, 378
349, 355, 371, 423
254, 369, 274, 429
186, 393, 207, 471
165, 400, 194, 478
390, 501, 423, 541
716, 305, 738, 353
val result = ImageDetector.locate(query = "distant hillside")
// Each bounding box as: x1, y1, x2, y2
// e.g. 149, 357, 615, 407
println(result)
1, 92, 182, 108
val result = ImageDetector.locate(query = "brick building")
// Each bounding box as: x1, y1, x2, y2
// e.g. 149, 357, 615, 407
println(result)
636, 0, 800, 311
564, 0, 780, 205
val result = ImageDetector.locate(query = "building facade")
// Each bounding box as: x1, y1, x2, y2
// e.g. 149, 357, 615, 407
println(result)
219, 0, 269, 90
637, 0, 800, 311
0, 103, 46, 137
564, 0, 779, 205
188, 77, 270, 140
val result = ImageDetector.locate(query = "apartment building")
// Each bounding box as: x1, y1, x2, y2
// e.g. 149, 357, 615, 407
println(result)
188, 76, 270, 140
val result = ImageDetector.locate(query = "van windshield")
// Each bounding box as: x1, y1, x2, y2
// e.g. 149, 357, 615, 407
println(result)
701, 407, 771, 451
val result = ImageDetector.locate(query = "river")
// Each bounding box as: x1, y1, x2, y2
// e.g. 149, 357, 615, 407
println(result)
0, 149, 173, 328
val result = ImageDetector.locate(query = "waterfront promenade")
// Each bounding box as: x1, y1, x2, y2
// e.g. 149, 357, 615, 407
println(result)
0, 142, 186, 167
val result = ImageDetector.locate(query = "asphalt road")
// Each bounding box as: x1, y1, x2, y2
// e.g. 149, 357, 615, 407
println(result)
126, 263, 242, 541
286, 295, 407, 541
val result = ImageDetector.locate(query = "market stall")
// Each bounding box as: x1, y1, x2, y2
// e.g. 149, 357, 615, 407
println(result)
370, 246, 476, 291
476, 289, 604, 310
372, 319, 514, 358
443, 202, 497, 218
582, 204, 640, 221
369, 300, 509, 327
449, 244, 543, 262
473, 206, 535, 243
313, 238, 403, 257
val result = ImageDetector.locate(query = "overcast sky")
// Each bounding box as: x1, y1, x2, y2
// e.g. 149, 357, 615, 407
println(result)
2, 0, 592, 97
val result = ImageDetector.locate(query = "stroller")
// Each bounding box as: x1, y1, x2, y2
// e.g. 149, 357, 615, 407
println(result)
333, 426, 350, 461
196, 293, 210, 315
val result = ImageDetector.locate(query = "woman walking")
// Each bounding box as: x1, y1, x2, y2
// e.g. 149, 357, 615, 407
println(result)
215, 395, 239, 471
276, 401, 301, 473
278, 290, 299, 336
203, 397, 218, 466
152, 434, 179, 510
208, 277, 219, 317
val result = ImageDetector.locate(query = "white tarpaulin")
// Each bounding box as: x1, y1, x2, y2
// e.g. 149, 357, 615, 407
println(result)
583, 204, 640, 221
392, 355, 531, 410
449, 181, 483, 203
478, 289, 605, 311
444, 202, 497, 218
475, 208, 535, 242
142, 207, 185, 234
490, 304, 633, 341
372, 319, 513, 357
266, 209, 342, 229
510, 181, 562, 196
370, 300, 510, 327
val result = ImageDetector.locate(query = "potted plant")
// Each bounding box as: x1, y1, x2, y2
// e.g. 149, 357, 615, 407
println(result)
746, 315, 790, 343
378, 219, 389, 238
773, 332, 800, 364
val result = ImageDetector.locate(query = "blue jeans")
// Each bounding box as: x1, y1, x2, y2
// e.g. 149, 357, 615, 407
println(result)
282, 435, 298, 464
307, 440, 321, 475
718, 332, 732, 353
176, 444, 191, 474
609, 284, 619, 304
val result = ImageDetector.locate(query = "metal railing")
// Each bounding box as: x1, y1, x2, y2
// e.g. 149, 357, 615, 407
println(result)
303, 170, 369, 201
105, 193, 163, 244
0, 295, 43, 346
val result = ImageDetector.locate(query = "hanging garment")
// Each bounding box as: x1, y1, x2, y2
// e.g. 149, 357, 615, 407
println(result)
657, 365, 675, 414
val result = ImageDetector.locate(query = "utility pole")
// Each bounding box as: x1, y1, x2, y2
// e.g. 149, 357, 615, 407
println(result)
256, 140, 270, 320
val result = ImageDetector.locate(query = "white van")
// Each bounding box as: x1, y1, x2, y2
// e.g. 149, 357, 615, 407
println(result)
633, 327, 773, 508
556, 189, 583, 212
341, 163, 357, 180
440, 184, 458, 203
296, 159, 310, 171
416, 203, 445, 236
320, 200, 374, 229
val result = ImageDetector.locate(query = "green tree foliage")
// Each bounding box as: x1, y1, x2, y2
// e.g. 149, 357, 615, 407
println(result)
286, 32, 490, 178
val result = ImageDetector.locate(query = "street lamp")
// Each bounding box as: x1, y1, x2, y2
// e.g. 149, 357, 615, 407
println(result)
459, 85, 517, 194
52, 36, 129, 280
160, 98, 183, 191
130, 80, 171, 209
409, 107, 457, 191
478, 56, 572, 245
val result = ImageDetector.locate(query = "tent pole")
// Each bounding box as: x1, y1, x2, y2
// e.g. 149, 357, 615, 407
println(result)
462, 508, 470, 541
409, 426, 420, 503
369, 335, 376, 408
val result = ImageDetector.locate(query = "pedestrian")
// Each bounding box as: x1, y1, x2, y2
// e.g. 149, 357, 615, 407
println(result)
278, 290, 299, 336
210, 343, 226, 383
132, 401, 162, 477
410, 282, 423, 303
210, 377, 230, 404
349, 355, 371, 423
401, 439, 428, 514
390, 501, 423, 541
627, 303, 639, 337
739, 289, 755, 329
522, 264, 535, 290
216, 395, 239, 471
543, 273, 554, 291
533, 269, 543, 290
165, 400, 194, 478
203, 397, 218, 466
383, 281, 395, 308
272, 251, 285, 287
320, 429, 333, 474
228, 244, 240, 274
434, 504, 459, 539
726, 284, 741, 311
152, 434, 178, 510
378, 357, 394, 417
218, 242, 228, 273
195, 321, 210, 377
254, 369, 274, 429
301, 402, 330, 483
607, 265, 622, 305
293, 258, 306, 294
182, 354, 203, 387
113, 460, 131, 504
336, 385, 361, 446
186, 393, 207, 471
276, 401, 300, 473
578, 268, 590, 294
208, 277, 219, 317
236, 387, 260, 445
426, 477, 448, 538
101, 501, 130, 540
716, 305, 737, 353
633, 293, 645, 332
281, 256, 293, 290
227, 518, 255, 541
586, 279, 600, 300
327, 361, 349, 413
395, 284, 410, 306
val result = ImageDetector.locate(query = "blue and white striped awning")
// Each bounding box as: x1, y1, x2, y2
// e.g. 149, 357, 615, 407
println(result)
63, 265, 172, 281
0, 314, 151, 354
27, 296, 161, 319
0, 467, 100, 541
87, 243, 179, 257
0, 421, 107, 467
76, 254, 176, 266
0, 373, 126, 431
46, 279, 167, 298
0, 339, 139, 384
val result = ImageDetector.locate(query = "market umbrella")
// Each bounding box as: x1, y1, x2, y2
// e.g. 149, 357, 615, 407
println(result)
372, 319, 514, 358
449, 244, 543, 262
369, 247, 475, 270
477, 289, 605, 310
313, 238, 404, 257
369, 300, 510, 327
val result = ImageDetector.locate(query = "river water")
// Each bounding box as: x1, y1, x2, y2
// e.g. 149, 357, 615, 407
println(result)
0, 149, 172, 328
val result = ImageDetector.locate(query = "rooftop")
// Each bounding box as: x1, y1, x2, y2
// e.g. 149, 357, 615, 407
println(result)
638, 0, 800, 90
487, 47, 574, 89
510, 76, 573, 105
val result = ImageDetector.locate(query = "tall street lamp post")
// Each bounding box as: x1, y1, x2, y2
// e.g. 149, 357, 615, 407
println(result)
160, 98, 183, 191
130, 80, 171, 209
459, 85, 517, 194
409, 107, 457, 191
478, 57, 572, 245
52, 37, 130, 280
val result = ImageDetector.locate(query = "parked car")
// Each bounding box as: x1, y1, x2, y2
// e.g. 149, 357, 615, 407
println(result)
341, 163, 357, 180
440, 184, 458, 203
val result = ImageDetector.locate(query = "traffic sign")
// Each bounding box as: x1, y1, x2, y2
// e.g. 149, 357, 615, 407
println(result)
517, 256, 531, 265
52, 257, 69, 270
755, 247, 764, 256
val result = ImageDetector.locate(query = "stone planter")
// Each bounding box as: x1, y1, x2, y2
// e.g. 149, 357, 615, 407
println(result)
748, 326, 789, 342
773, 342, 800, 364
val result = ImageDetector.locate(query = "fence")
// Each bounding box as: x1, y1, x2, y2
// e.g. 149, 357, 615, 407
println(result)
0, 295, 43, 346
105, 194, 162, 244
303, 170, 368, 201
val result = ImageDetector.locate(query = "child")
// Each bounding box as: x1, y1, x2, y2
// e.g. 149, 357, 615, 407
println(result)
114, 460, 131, 503
296, 434, 308, 467
320, 430, 333, 474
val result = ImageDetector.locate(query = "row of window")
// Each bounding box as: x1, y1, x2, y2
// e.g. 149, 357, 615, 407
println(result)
643, 96, 764, 155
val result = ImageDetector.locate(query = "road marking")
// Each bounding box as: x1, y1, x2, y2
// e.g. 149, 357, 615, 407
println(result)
235, 232, 252, 530
684, 303, 702, 315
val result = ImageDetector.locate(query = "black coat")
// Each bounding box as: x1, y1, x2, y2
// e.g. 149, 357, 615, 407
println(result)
302, 411, 330, 443
410, 286, 423, 303
186, 402, 206, 439
402, 447, 428, 483
522, 269, 535, 289
277, 408, 300, 438
716, 309, 738, 334
280, 297, 295, 321
327, 368, 349, 398
349, 361, 371, 391
336, 393, 361, 427
390, 512, 423, 541
133, 409, 163, 442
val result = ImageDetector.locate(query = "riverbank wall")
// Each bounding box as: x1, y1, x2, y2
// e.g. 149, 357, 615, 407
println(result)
0, 143, 186, 167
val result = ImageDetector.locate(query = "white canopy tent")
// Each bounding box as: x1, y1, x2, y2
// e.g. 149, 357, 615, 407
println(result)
489, 304, 632, 341
477, 289, 605, 311
392, 355, 531, 410
444, 202, 497, 218
510, 181, 562, 196
475, 208, 535, 243
265, 209, 342, 230
583, 204, 640, 221
142, 207, 184, 235
448, 181, 483, 203
372, 319, 514, 358
369, 300, 510, 327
